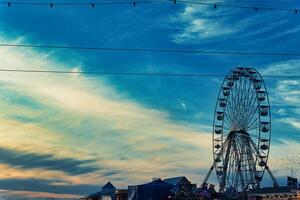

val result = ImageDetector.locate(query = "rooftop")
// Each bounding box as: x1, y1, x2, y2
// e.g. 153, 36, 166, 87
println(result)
163, 176, 188, 186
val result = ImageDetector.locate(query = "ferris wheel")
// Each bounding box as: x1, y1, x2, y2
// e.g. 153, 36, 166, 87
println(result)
203, 67, 278, 194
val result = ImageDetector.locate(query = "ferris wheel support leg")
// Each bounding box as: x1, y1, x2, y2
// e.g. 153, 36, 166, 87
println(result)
202, 163, 215, 185
265, 166, 279, 188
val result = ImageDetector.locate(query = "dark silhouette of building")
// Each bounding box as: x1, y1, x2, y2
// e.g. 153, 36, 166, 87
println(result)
288, 176, 298, 186
128, 178, 173, 200
116, 189, 128, 200
81, 181, 116, 200
247, 186, 300, 200
164, 176, 191, 186
164, 176, 198, 200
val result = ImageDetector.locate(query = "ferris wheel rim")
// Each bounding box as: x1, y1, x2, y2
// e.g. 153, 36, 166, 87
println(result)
212, 67, 271, 192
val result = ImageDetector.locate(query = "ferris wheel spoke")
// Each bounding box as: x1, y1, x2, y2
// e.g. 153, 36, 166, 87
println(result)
224, 118, 232, 130
236, 112, 249, 130
243, 84, 257, 120
247, 115, 259, 131
244, 89, 257, 120
243, 86, 257, 124
240, 77, 249, 115
243, 77, 254, 111
227, 98, 235, 128
226, 99, 235, 121
237, 80, 257, 130
248, 134, 260, 142
224, 109, 234, 127
233, 105, 246, 129
237, 79, 245, 121
246, 103, 259, 127
232, 80, 240, 119
223, 124, 231, 132
223, 90, 232, 120
227, 101, 233, 122
235, 78, 241, 114
248, 125, 259, 132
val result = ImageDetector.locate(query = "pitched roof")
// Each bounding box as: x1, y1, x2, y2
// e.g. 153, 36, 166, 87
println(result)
102, 181, 116, 190
142, 179, 173, 187
87, 191, 102, 198
163, 176, 187, 186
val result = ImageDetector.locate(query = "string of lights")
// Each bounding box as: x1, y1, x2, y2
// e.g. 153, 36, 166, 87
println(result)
1, 0, 163, 8
1, 43, 300, 57
0, 0, 299, 14
178, 0, 299, 13
0, 68, 299, 79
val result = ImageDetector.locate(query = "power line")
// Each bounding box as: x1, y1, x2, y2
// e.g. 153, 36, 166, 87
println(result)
1, 43, 300, 57
0, 68, 300, 79
2, 0, 163, 6
0, 0, 299, 13
178, 0, 299, 12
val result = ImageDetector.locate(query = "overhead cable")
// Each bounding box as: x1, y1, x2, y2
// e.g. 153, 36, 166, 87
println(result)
1, 43, 300, 57
0, 68, 299, 79
1, 0, 299, 14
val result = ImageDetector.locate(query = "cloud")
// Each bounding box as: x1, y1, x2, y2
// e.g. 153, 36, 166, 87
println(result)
0, 189, 80, 199
278, 117, 300, 129
170, 2, 300, 49
0, 35, 214, 193
276, 80, 300, 105
261, 60, 300, 77
0, 178, 98, 196
259, 60, 300, 131
0, 147, 99, 175
171, 5, 236, 43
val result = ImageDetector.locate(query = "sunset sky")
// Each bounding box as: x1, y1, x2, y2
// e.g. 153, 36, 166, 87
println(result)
0, 0, 300, 199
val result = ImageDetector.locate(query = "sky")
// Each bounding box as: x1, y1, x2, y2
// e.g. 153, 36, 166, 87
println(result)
0, 0, 300, 199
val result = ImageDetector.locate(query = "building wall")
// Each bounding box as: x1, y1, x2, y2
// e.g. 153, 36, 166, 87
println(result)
116, 190, 128, 200
248, 192, 300, 200
102, 196, 112, 200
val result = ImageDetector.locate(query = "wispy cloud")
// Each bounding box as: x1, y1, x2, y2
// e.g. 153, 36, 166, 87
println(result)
278, 117, 300, 130
0, 189, 80, 199
170, 3, 300, 49
0, 178, 98, 195
0, 147, 99, 176
171, 5, 236, 43
261, 60, 300, 77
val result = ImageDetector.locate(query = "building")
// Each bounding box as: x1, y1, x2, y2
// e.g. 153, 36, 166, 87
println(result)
81, 181, 116, 200
81, 191, 102, 200
128, 178, 173, 200
164, 176, 198, 199
164, 176, 191, 186
102, 181, 116, 200
248, 186, 300, 200
116, 189, 128, 200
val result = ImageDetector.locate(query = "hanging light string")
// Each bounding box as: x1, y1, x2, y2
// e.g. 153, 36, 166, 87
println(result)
1, 0, 299, 14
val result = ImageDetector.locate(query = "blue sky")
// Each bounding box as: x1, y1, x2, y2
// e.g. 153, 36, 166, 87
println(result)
0, 0, 300, 199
